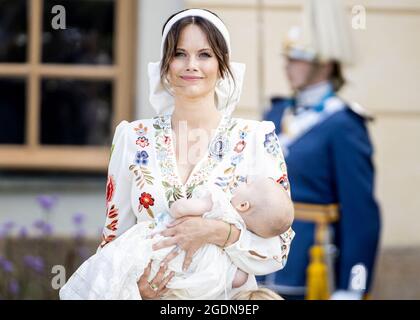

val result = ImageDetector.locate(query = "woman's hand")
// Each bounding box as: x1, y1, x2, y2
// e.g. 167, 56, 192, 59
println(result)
137, 261, 175, 300
152, 216, 241, 271
152, 216, 210, 271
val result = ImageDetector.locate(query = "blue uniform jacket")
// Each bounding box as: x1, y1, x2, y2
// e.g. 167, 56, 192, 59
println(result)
259, 97, 381, 294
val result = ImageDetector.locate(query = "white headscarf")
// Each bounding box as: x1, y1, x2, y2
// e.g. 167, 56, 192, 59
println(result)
148, 8, 246, 116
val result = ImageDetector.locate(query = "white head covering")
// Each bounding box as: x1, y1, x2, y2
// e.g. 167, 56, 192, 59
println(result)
148, 8, 246, 116
283, 0, 354, 65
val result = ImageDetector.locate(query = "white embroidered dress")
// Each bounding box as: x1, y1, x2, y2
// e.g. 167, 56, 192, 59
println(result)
59, 115, 295, 300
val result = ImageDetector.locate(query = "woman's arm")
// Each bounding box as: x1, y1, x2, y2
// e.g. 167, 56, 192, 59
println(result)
222, 120, 295, 275
98, 121, 137, 251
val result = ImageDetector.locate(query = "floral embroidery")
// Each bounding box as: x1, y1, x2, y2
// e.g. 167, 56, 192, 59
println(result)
106, 219, 118, 231
215, 174, 245, 193
138, 192, 155, 218
216, 124, 249, 193
107, 204, 118, 219
110, 144, 115, 159
185, 118, 236, 197
106, 175, 115, 203
140, 192, 154, 208
133, 123, 148, 136
230, 154, 243, 167
135, 150, 149, 166
276, 173, 290, 191
186, 181, 204, 199
280, 227, 295, 243
129, 165, 154, 189
100, 234, 116, 248
264, 130, 281, 157
101, 174, 119, 247
153, 115, 235, 208
162, 181, 184, 207
136, 136, 149, 148
164, 135, 171, 145
234, 140, 246, 153
130, 121, 155, 190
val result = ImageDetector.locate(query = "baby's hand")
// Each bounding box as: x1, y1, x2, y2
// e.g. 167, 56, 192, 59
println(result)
169, 195, 213, 218
169, 198, 190, 218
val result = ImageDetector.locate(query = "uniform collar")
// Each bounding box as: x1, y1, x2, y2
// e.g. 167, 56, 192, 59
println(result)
295, 81, 334, 112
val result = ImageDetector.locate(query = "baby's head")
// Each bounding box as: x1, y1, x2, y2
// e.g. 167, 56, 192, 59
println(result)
232, 287, 284, 300
231, 176, 293, 238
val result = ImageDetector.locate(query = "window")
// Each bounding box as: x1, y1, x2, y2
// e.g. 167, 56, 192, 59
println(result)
0, 0, 136, 171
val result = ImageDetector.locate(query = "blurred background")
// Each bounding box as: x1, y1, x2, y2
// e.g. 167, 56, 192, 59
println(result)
0, 0, 419, 299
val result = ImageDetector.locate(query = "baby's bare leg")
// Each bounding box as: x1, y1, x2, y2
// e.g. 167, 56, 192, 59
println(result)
232, 269, 249, 288
170, 195, 213, 218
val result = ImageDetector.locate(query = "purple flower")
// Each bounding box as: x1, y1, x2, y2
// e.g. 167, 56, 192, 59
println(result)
0, 256, 14, 273
9, 279, 19, 295
43, 223, 53, 235
23, 255, 45, 273
74, 229, 86, 240
32, 219, 53, 236
33, 219, 45, 230
72, 212, 85, 226
18, 226, 28, 238
0, 221, 16, 237
36, 195, 58, 212
2, 221, 15, 231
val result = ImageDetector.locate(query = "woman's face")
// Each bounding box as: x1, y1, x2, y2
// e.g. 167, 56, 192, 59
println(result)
167, 24, 219, 100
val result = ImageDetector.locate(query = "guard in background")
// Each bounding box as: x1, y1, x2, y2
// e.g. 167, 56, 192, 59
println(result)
258, 0, 381, 300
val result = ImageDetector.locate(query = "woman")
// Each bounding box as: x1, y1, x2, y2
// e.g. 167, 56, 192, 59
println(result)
98, 8, 294, 300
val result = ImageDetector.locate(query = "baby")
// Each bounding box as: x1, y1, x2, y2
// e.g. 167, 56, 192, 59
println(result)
168, 176, 293, 288
60, 176, 293, 300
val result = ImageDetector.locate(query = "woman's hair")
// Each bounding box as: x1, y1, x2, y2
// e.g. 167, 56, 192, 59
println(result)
232, 288, 285, 300
160, 9, 234, 89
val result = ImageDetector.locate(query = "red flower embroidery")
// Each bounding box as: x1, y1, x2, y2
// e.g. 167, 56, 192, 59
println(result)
234, 140, 246, 153
276, 174, 289, 190
106, 175, 115, 203
136, 136, 149, 148
100, 234, 116, 248
106, 219, 118, 231
164, 135, 171, 145
107, 204, 118, 219
139, 192, 154, 209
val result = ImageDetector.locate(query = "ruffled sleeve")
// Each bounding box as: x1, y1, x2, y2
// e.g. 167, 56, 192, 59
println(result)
223, 121, 295, 275
98, 121, 137, 250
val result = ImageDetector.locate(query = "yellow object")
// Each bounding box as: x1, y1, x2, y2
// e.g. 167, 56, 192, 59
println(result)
306, 245, 330, 300
293, 202, 340, 300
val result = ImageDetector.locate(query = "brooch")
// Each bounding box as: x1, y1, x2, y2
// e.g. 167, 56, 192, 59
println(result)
209, 134, 230, 161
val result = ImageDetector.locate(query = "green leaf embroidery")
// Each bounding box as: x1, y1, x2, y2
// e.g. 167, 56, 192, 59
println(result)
109, 144, 115, 159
